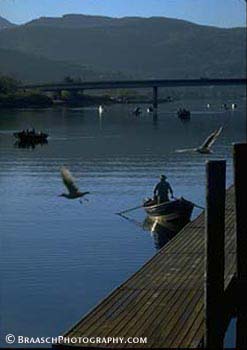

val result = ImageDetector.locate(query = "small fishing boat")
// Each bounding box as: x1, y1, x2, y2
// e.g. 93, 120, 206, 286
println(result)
177, 108, 191, 119
13, 130, 48, 143
143, 197, 194, 222
133, 107, 142, 115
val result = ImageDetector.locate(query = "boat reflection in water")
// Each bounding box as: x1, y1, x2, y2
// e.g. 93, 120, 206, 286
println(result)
14, 139, 48, 150
143, 216, 190, 251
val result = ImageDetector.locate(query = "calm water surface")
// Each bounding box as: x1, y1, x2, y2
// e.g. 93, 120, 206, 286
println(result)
0, 99, 245, 347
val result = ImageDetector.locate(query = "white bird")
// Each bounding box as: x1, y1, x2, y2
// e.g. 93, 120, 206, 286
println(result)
176, 126, 223, 154
98, 105, 104, 114
59, 167, 90, 201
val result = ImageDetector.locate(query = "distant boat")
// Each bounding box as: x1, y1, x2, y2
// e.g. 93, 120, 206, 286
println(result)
133, 107, 142, 115
13, 130, 48, 143
231, 103, 237, 110
177, 108, 191, 119
206, 103, 211, 109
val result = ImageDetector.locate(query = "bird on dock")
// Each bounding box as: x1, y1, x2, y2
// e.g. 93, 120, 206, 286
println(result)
175, 126, 223, 154
59, 166, 90, 202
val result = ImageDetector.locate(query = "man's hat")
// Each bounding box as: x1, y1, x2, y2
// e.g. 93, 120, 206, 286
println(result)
160, 174, 167, 180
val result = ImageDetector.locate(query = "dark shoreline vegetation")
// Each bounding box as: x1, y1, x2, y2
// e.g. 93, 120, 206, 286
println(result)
0, 75, 245, 109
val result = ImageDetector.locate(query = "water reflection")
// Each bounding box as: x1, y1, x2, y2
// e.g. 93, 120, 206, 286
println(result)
14, 140, 48, 149
143, 216, 190, 250
1, 100, 245, 343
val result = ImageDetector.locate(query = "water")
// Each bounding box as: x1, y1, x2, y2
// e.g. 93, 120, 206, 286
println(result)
0, 99, 245, 347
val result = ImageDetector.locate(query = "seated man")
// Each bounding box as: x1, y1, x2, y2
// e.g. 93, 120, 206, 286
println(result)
153, 175, 174, 204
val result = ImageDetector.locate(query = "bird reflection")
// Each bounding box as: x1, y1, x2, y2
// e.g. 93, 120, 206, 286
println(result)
143, 216, 190, 250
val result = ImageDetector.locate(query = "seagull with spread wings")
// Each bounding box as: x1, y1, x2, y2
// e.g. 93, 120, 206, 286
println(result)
176, 126, 223, 154
59, 166, 90, 202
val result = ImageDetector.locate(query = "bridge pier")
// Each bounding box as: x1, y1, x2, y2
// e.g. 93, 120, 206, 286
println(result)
53, 90, 63, 101
153, 86, 158, 109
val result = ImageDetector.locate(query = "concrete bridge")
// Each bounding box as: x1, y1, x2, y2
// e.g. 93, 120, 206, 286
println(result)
21, 78, 247, 108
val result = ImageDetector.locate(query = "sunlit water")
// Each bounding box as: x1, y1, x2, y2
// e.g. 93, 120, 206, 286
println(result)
0, 99, 245, 347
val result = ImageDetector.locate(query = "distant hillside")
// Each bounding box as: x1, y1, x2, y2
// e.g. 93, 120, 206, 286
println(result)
0, 14, 245, 83
0, 48, 128, 83
0, 16, 16, 30
25, 14, 122, 28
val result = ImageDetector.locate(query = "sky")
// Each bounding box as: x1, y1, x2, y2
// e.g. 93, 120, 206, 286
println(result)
0, 0, 246, 28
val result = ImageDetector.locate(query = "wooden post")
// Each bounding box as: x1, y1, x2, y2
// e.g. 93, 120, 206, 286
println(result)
153, 86, 158, 109
204, 160, 226, 349
234, 143, 247, 349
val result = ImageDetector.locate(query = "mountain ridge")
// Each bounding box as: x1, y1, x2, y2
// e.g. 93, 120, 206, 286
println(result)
0, 14, 245, 83
0, 16, 16, 30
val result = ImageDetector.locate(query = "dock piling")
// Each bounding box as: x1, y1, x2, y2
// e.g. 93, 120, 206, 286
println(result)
234, 143, 247, 349
205, 160, 226, 349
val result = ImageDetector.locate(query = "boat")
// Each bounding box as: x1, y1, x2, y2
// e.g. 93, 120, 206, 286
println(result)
133, 107, 142, 115
13, 130, 48, 143
177, 108, 191, 119
143, 197, 194, 222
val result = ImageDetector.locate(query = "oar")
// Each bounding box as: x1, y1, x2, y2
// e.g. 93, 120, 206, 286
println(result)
116, 204, 143, 215
117, 213, 143, 228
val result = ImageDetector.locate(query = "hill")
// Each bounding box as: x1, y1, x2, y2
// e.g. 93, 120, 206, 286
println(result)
0, 48, 128, 83
0, 14, 245, 82
0, 16, 16, 30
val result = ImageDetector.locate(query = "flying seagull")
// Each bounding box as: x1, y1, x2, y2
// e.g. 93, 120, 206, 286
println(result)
59, 166, 90, 201
176, 126, 223, 154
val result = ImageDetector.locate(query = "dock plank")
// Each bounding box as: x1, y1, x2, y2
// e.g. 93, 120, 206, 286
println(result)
59, 186, 236, 348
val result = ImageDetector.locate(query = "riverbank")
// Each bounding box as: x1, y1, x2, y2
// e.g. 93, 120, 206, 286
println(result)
0, 92, 174, 109
0, 92, 53, 108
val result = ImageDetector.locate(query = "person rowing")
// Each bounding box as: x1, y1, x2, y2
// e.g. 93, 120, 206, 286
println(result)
153, 175, 174, 204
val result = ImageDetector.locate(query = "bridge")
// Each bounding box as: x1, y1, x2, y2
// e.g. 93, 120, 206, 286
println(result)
21, 78, 247, 108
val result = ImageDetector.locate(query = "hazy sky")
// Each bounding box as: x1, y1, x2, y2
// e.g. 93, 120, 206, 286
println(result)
0, 0, 246, 27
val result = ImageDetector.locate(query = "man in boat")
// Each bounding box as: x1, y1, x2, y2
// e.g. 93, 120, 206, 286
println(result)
153, 175, 174, 204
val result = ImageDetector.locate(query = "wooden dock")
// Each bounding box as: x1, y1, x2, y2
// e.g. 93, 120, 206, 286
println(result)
58, 185, 237, 348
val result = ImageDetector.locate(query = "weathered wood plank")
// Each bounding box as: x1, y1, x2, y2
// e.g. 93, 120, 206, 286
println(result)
58, 186, 236, 348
